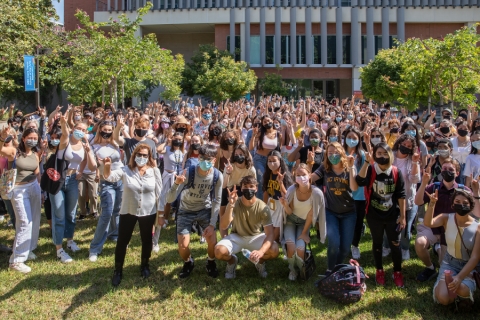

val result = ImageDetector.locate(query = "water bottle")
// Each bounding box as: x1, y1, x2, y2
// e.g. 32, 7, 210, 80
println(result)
444, 270, 457, 299
241, 248, 251, 260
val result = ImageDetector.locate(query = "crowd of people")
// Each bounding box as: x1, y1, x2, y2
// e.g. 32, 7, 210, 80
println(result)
1, 96, 479, 309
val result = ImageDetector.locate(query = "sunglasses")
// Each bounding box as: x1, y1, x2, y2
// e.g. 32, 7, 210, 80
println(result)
136, 153, 149, 158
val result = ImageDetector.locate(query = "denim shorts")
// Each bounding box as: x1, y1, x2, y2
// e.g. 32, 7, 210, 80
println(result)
433, 252, 476, 303
177, 208, 213, 235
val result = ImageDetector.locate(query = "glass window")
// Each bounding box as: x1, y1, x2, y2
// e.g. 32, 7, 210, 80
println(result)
343, 35, 351, 64
313, 35, 320, 64
341, 0, 352, 6
297, 35, 306, 64
226, 35, 241, 62
266, 36, 275, 64
327, 35, 336, 64
250, 36, 260, 64
361, 35, 397, 64
281, 35, 290, 64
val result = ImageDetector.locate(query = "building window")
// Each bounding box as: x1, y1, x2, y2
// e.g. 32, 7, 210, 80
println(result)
266, 36, 275, 64
362, 35, 397, 64
281, 35, 290, 64
226, 35, 241, 62
250, 36, 260, 64
343, 35, 351, 64
327, 35, 336, 64
341, 0, 352, 6
297, 35, 306, 64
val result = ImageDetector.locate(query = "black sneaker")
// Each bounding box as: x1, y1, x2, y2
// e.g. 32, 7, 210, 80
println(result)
112, 270, 122, 287
141, 265, 151, 279
77, 215, 87, 221
206, 259, 219, 278
179, 257, 195, 278
416, 267, 437, 282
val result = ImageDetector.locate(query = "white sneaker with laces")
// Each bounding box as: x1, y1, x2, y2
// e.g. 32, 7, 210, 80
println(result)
89, 253, 98, 262
255, 262, 268, 278
27, 251, 37, 261
225, 254, 238, 279
288, 270, 297, 281
382, 247, 391, 257
152, 244, 160, 253
67, 240, 81, 252
401, 249, 410, 261
9, 262, 31, 273
57, 249, 73, 263
351, 246, 361, 260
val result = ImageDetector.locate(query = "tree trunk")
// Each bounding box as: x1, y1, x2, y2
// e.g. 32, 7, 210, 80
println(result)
122, 81, 125, 109
102, 83, 105, 105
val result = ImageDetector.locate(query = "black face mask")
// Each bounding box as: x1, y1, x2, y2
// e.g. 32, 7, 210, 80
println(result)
453, 204, 471, 216
264, 122, 273, 130
459, 113, 468, 120
172, 140, 182, 147
399, 145, 412, 155
457, 129, 469, 137
441, 170, 455, 183
439, 127, 450, 134
426, 141, 435, 149
211, 128, 222, 136
135, 128, 148, 137
100, 131, 112, 139
443, 115, 451, 120
390, 127, 399, 134
242, 189, 256, 200
176, 127, 186, 133
226, 138, 235, 145
191, 143, 200, 151
12, 125, 19, 131
234, 155, 245, 164
374, 156, 390, 165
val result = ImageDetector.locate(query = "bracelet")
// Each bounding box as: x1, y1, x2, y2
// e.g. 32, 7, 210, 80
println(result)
306, 161, 315, 165
158, 214, 165, 218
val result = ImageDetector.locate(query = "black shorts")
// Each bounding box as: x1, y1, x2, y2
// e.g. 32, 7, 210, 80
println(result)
220, 186, 243, 206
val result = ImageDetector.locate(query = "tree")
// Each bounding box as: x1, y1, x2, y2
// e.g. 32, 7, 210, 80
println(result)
259, 72, 288, 97
195, 56, 257, 102
59, 2, 184, 105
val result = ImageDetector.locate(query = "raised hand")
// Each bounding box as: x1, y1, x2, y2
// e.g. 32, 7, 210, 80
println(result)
471, 174, 480, 196
347, 155, 355, 168
365, 152, 372, 163
103, 157, 112, 166
227, 185, 238, 205
425, 189, 439, 204
278, 192, 288, 207
117, 115, 125, 128
174, 169, 187, 185
225, 159, 233, 174
307, 150, 315, 162
276, 168, 285, 183
422, 171, 431, 185
0, 126, 11, 139
412, 152, 420, 163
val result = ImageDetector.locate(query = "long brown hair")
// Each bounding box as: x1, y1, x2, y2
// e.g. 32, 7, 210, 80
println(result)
229, 143, 252, 169
323, 142, 348, 172
93, 120, 118, 147
128, 144, 155, 170
185, 134, 204, 159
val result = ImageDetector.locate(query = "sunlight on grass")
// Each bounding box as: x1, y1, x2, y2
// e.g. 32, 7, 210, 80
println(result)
0, 215, 479, 319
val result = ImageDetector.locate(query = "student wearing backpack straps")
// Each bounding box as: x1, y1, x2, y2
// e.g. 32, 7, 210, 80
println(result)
165, 144, 223, 279
355, 142, 406, 288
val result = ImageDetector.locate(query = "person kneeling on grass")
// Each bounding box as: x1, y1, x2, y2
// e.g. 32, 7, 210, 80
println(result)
214, 175, 279, 279
164, 144, 223, 278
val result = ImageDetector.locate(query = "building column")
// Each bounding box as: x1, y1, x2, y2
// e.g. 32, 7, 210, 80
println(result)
351, 0, 360, 66
397, 1, 405, 43
245, 8, 251, 63
381, 1, 389, 49
320, 0, 327, 65
305, 1, 313, 65
240, 23, 246, 61
290, 1, 297, 65
335, 2, 343, 65
275, 1, 281, 65
260, 0, 266, 65
366, 5, 374, 62
230, 8, 236, 56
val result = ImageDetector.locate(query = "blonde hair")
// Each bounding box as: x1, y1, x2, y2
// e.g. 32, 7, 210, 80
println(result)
323, 142, 348, 172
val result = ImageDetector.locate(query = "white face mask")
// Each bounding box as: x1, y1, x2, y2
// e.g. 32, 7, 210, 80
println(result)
245, 122, 252, 129
371, 137, 382, 145
295, 175, 309, 186
135, 156, 148, 167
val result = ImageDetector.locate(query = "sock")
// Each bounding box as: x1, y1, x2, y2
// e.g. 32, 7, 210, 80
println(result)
427, 264, 434, 270
67, 240, 73, 245
184, 256, 192, 263
57, 248, 63, 254
434, 243, 441, 252
207, 256, 215, 261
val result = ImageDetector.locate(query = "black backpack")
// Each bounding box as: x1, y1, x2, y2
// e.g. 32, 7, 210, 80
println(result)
317, 260, 368, 304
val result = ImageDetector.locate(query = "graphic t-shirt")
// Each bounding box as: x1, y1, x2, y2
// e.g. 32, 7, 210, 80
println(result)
265, 173, 282, 200
314, 165, 354, 214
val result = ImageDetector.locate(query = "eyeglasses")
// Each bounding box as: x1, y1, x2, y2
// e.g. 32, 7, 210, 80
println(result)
136, 153, 149, 158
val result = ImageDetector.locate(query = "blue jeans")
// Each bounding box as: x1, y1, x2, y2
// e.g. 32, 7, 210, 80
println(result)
253, 153, 267, 199
50, 174, 79, 245
382, 205, 418, 251
90, 180, 123, 254
325, 209, 357, 271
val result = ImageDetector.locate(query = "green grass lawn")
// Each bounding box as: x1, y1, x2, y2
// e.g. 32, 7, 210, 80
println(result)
0, 214, 479, 320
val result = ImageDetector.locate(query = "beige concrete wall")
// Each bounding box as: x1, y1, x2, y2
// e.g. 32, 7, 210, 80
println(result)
155, 33, 215, 63
339, 79, 352, 99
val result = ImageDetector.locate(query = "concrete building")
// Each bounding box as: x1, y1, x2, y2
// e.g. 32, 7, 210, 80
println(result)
86, 1, 480, 101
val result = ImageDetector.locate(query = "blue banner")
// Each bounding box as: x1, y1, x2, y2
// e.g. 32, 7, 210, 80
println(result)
24, 55, 36, 92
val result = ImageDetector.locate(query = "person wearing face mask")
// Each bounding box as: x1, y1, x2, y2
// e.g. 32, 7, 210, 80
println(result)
414, 159, 469, 282
249, 115, 281, 199
311, 142, 358, 276
423, 132, 436, 155
215, 175, 279, 279
426, 139, 453, 184
325, 125, 340, 144
0, 127, 42, 273
356, 143, 407, 288
153, 117, 171, 174
193, 107, 213, 138
463, 131, 480, 189
363, 127, 386, 156
451, 121, 471, 185
241, 116, 253, 142
424, 188, 480, 309
216, 130, 238, 173
183, 134, 204, 169
383, 119, 401, 149
279, 164, 326, 281
288, 129, 324, 176
87, 121, 123, 262
172, 116, 192, 147
220, 144, 256, 238
50, 113, 97, 264
114, 116, 157, 165
165, 144, 223, 279
435, 119, 456, 139
208, 121, 223, 146
103, 145, 163, 287
0, 135, 18, 229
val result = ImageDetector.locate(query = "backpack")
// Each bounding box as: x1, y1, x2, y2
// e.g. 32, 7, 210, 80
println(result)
317, 260, 368, 304
175, 164, 220, 209
432, 181, 464, 192
364, 165, 399, 212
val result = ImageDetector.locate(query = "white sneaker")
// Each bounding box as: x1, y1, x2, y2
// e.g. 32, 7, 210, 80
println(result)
0, 215, 4, 222
9, 262, 31, 273
402, 249, 410, 261
199, 236, 206, 244
288, 270, 297, 281
255, 262, 268, 278
351, 246, 361, 260
27, 251, 37, 261
67, 241, 81, 252
382, 247, 391, 257
152, 244, 160, 253
57, 249, 73, 263
89, 253, 98, 262
225, 254, 238, 279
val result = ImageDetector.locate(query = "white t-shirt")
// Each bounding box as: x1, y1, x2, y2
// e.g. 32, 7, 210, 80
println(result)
463, 153, 480, 177
450, 137, 471, 165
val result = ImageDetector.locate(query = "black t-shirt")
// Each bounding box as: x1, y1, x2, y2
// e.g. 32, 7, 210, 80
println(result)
123, 138, 157, 164
314, 165, 354, 214
355, 165, 406, 220
299, 146, 324, 176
